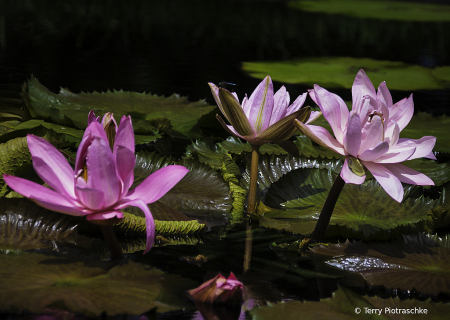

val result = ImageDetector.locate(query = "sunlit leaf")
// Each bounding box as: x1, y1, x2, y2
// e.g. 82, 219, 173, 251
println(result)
21, 77, 215, 138
258, 168, 441, 240
289, 0, 450, 22
243, 57, 450, 90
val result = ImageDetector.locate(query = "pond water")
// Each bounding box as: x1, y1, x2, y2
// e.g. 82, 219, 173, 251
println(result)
1, 0, 450, 319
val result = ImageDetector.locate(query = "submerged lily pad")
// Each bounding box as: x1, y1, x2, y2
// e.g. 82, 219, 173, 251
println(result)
288, 0, 450, 22
0, 252, 197, 316
250, 285, 449, 320
243, 57, 450, 90
21, 77, 215, 138
312, 234, 450, 296
258, 168, 441, 240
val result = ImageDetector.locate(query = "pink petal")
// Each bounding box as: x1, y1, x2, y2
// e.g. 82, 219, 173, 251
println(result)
3, 174, 89, 216
75, 121, 108, 173
360, 116, 383, 152
389, 94, 414, 132
374, 146, 416, 163
75, 186, 104, 211
285, 92, 307, 116
114, 115, 135, 154
424, 151, 437, 160
359, 141, 389, 162
352, 70, 376, 114
86, 210, 124, 220
125, 165, 189, 204
384, 120, 400, 148
395, 136, 436, 160
247, 76, 274, 133
295, 121, 345, 155
340, 157, 366, 184
305, 110, 322, 124
27, 135, 76, 199
313, 84, 348, 144
87, 110, 100, 125
115, 146, 136, 195
382, 163, 434, 186
308, 88, 318, 105
377, 81, 393, 109
117, 199, 155, 254
86, 137, 120, 208
268, 86, 289, 126
343, 111, 361, 157
362, 161, 404, 202
306, 125, 346, 155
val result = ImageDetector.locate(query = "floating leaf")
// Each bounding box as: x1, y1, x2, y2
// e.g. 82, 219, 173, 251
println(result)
21, 77, 215, 138
0, 198, 78, 250
249, 285, 449, 320
259, 168, 440, 240
289, 0, 450, 22
312, 234, 450, 296
0, 252, 197, 316
243, 57, 450, 90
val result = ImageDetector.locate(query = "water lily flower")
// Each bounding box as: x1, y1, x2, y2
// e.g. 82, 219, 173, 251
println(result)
209, 76, 319, 147
295, 69, 436, 203
188, 272, 244, 305
3, 112, 189, 253
209, 76, 320, 213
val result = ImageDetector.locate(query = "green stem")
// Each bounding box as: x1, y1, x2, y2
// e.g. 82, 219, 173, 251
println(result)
100, 225, 124, 259
247, 145, 260, 214
243, 220, 253, 273
310, 174, 345, 242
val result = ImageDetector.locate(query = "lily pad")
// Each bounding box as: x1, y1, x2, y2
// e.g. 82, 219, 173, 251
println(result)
288, 0, 450, 22
243, 57, 450, 90
258, 168, 441, 240
250, 285, 449, 320
312, 234, 450, 296
0, 198, 78, 250
0, 252, 197, 316
21, 77, 215, 138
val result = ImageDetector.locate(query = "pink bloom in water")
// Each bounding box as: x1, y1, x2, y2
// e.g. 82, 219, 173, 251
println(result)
3, 111, 189, 253
188, 272, 244, 304
209, 76, 320, 146
295, 69, 436, 202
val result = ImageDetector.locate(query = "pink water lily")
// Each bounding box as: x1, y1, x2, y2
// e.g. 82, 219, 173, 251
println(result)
3, 112, 189, 253
188, 272, 244, 304
209, 76, 320, 146
295, 69, 436, 202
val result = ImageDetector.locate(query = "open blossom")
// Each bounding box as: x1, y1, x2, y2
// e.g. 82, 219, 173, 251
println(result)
188, 272, 244, 305
295, 69, 436, 202
3, 111, 189, 253
209, 76, 320, 146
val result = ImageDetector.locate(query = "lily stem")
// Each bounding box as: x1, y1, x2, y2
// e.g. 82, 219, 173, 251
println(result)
311, 174, 345, 242
100, 225, 124, 259
247, 145, 260, 214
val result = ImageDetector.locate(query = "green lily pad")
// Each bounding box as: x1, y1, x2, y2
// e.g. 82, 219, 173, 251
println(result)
259, 168, 440, 240
0, 198, 78, 251
133, 152, 234, 222
243, 57, 450, 90
0, 252, 197, 316
21, 77, 215, 138
312, 234, 450, 295
288, 0, 450, 22
250, 285, 449, 320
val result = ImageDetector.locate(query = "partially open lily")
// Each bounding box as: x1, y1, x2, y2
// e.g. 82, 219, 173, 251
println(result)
209, 76, 319, 213
294, 69, 436, 241
209, 76, 318, 147
3, 111, 189, 254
